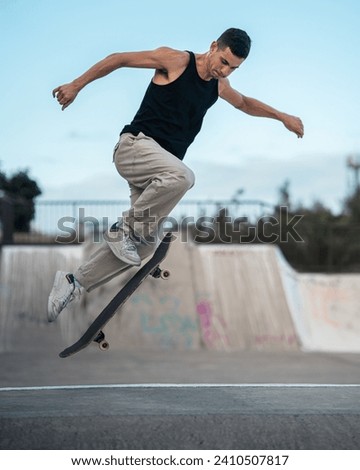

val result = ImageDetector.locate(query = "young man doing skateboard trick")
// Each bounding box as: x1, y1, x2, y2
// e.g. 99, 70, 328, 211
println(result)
48, 27, 304, 322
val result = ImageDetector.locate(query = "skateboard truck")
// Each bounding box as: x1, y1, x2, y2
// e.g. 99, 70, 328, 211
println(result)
93, 330, 110, 351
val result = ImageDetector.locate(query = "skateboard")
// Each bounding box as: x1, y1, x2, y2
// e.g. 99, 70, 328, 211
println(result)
59, 232, 173, 358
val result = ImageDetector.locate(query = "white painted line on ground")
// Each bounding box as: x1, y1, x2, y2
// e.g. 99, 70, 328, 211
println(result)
0, 383, 360, 392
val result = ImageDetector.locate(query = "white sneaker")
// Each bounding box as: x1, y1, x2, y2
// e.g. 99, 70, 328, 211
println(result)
48, 271, 82, 322
104, 223, 141, 266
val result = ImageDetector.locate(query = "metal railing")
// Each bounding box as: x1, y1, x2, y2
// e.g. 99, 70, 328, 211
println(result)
35, 198, 274, 229
2, 198, 275, 244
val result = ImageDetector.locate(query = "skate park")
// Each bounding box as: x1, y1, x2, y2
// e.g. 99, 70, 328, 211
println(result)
2, 0, 360, 454
0, 234, 360, 449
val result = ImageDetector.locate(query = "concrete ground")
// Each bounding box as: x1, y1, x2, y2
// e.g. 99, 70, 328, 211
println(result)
1, 344, 360, 450
1, 384, 360, 450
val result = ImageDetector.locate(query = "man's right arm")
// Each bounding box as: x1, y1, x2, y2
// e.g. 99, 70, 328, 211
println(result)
52, 48, 185, 110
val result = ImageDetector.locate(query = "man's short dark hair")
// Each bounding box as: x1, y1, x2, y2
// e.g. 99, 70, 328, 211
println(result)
217, 28, 251, 59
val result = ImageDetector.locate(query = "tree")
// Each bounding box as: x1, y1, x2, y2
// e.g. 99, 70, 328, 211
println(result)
0, 169, 42, 232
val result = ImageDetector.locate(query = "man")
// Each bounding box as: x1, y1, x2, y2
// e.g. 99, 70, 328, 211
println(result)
48, 28, 304, 322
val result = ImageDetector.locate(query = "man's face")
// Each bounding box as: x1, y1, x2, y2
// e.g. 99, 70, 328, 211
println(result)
207, 41, 245, 79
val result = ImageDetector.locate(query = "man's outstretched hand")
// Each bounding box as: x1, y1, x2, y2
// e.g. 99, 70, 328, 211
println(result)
282, 113, 304, 138
52, 83, 79, 110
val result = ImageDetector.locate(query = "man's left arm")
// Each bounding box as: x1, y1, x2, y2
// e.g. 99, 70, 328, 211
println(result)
219, 78, 304, 138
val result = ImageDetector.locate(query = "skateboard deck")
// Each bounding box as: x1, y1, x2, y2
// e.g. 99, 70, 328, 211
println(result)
59, 232, 173, 358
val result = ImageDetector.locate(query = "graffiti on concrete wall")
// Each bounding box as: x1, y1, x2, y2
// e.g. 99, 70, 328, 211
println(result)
306, 280, 354, 329
131, 293, 198, 349
196, 297, 229, 349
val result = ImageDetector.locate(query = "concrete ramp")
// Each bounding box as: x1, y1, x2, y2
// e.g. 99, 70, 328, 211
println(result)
277, 251, 360, 352
192, 245, 299, 351
191, 244, 360, 353
1, 237, 360, 354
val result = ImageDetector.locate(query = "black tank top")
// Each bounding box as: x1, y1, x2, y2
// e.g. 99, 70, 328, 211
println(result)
121, 51, 218, 160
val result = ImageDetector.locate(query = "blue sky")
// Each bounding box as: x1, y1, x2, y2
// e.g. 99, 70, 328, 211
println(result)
1, 0, 360, 213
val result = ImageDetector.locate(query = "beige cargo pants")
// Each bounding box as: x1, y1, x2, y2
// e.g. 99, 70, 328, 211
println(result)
75, 132, 195, 291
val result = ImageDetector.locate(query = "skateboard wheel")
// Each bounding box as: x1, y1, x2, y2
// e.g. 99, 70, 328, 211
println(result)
99, 340, 110, 351
160, 269, 171, 280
